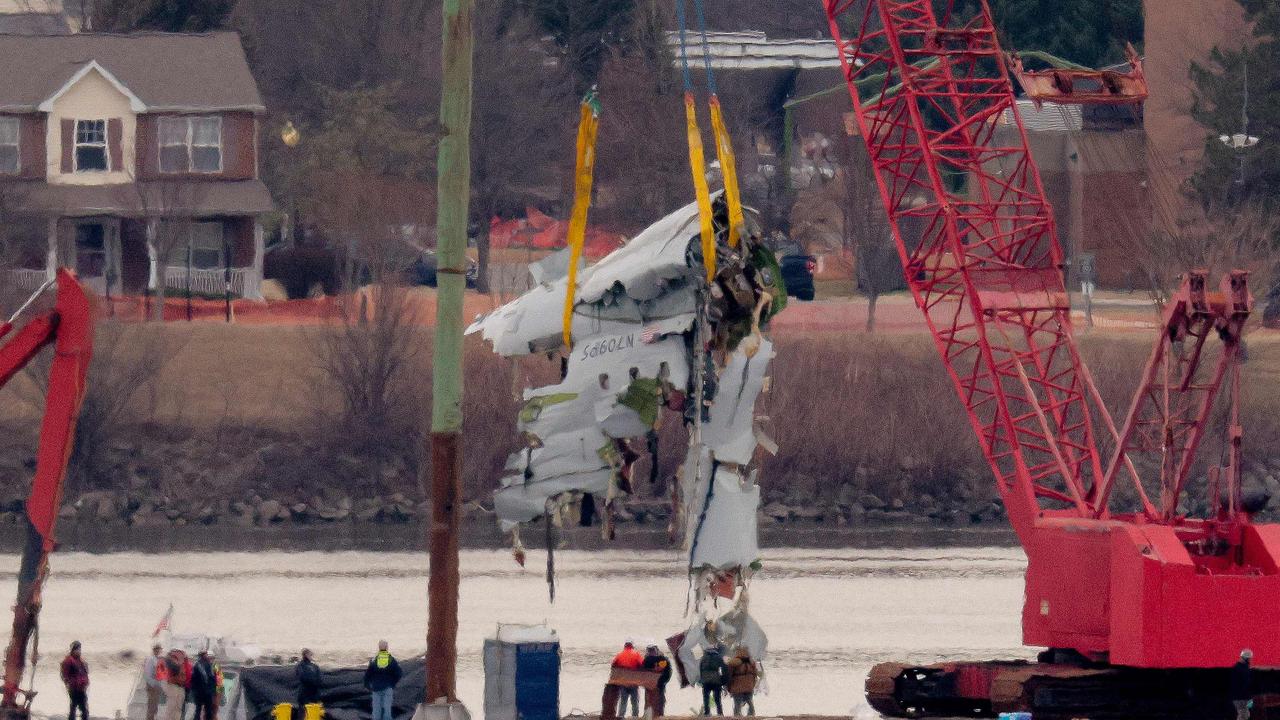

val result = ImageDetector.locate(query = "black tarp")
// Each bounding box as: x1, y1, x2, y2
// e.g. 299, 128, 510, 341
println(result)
236, 659, 426, 720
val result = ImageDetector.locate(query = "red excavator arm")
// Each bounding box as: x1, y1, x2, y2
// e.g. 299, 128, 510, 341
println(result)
0, 269, 93, 717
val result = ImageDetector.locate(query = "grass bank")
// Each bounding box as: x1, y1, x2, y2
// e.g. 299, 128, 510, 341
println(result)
2, 322, 1279, 530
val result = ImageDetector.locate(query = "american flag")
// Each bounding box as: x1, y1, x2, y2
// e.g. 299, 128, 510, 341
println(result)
640, 325, 659, 344
151, 604, 173, 638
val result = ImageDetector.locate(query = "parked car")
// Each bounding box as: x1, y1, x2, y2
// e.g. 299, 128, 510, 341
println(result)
779, 251, 816, 301
407, 250, 478, 289
263, 245, 341, 299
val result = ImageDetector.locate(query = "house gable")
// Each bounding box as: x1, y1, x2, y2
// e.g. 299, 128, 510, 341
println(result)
38, 61, 146, 114
44, 63, 137, 185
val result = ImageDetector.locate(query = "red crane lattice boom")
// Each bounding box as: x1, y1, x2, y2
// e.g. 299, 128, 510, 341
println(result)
823, 0, 1117, 536
824, 0, 1280, 680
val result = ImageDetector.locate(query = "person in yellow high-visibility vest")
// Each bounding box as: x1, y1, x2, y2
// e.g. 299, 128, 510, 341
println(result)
363, 641, 402, 720
211, 653, 225, 719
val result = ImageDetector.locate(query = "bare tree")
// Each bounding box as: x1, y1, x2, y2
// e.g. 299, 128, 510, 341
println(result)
17, 322, 185, 492
840, 139, 898, 332
234, 0, 440, 121
1117, 199, 1277, 308
516, 0, 638, 92
0, 180, 38, 315
594, 33, 688, 230
313, 170, 432, 290
272, 83, 436, 292
470, 5, 573, 294
310, 282, 427, 477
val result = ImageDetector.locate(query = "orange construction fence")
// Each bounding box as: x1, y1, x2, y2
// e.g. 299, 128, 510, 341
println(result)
96, 290, 500, 327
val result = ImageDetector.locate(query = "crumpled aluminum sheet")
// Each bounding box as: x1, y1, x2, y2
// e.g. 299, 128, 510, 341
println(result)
678, 338, 773, 572
675, 607, 769, 686
494, 467, 613, 529
576, 201, 703, 304
467, 200, 707, 356
474, 200, 711, 528
489, 326, 688, 527
702, 339, 774, 465
689, 469, 761, 570
682, 445, 762, 571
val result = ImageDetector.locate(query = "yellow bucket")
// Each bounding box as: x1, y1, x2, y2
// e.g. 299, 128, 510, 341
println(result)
304, 704, 325, 720
273, 703, 292, 720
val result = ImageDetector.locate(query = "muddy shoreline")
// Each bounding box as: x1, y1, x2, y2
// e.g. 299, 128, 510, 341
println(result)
0, 521, 1017, 553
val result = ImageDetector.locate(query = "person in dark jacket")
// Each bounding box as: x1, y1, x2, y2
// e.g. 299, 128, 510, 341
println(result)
189, 651, 219, 720
364, 641, 402, 720
699, 645, 729, 716
296, 649, 323, 709
60, 641, 89, 720
642, 645, 673, 717
1231, 649, 1254, 720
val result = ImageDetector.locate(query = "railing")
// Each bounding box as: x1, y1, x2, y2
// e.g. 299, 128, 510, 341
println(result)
7, 268, 51, 293
161, 266, 259, 299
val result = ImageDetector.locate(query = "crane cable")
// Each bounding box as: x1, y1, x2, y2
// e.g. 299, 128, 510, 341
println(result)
674, 0, 746, 281
691, 0, 746, 253
561, 90, 602, 348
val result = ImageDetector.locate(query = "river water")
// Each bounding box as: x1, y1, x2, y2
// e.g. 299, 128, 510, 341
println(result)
3, 547, 1033, 719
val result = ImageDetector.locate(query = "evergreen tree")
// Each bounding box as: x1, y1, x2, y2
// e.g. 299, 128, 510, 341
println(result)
1190, 2, 1280, 207
1191, 0, 1280, 325
953, 0, 1142, 68
514, 0, 639, 91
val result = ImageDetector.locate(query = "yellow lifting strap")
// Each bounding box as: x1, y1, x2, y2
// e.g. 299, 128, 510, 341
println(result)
708, 95, 745, 248
562, 94, 601, 348
684, 91, 717, 282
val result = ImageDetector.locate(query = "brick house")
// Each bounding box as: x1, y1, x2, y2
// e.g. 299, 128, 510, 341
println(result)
0, 32, 274, 299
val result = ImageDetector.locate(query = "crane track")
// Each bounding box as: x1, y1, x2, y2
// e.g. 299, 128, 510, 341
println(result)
867, 660, 1280, 719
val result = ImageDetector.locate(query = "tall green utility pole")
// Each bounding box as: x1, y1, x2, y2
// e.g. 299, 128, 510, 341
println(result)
426, 0, 472, 706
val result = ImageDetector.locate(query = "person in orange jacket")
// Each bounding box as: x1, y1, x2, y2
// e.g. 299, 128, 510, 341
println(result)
159, 650, 189, 720
611, 641, 644, 717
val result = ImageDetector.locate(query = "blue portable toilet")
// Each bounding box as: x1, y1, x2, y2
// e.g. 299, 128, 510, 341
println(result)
483, 624, 560, 720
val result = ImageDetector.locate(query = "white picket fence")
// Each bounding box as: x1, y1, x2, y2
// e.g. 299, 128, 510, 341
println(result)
7, 268, 50, 292
161, 266, 259, 299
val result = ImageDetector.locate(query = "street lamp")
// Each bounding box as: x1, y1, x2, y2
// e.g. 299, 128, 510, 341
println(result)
279, 121, 302, 248
1219, 133, 1259, 150
281, 120, 301, 148
1220, 60, 1260, 204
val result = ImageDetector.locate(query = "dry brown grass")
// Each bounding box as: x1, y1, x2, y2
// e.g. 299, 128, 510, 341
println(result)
3, 323, 1279, 506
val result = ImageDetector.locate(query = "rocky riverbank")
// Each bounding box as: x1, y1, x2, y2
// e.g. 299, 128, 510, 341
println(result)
23, 454, 1280, 535
5, 328, 1280, 546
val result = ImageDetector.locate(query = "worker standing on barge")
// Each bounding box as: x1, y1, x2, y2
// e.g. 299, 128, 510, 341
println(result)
1232, 649, 1255, 720
60, 641, 89, 720
364, 641, 402, 720
611, 641, 644, 717
144, 643, 163, 720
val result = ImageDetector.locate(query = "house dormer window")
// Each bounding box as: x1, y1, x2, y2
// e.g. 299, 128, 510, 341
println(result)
159, 116, 222, 173
74, 119, 108, 171
0, 117, 17, 174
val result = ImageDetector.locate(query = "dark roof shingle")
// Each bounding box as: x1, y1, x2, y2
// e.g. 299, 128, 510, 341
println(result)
0, 31, 263, 112
15, 180, 276, 217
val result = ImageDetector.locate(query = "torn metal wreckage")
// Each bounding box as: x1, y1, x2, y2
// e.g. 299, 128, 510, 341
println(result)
467, 194, 782, 678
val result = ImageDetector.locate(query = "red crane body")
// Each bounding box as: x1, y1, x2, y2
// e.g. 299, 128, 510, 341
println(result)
821, 0, 1280, 715
0, 270, 93, 718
